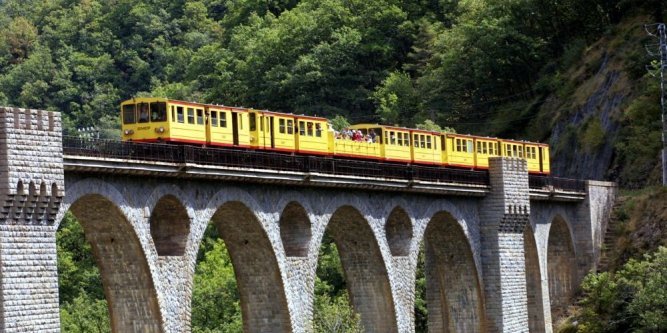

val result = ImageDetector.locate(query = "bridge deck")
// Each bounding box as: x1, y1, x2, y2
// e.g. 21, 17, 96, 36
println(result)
62, 136, 585, 200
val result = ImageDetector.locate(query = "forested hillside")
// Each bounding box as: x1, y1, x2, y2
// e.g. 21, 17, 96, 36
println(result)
2, 0, 667, 332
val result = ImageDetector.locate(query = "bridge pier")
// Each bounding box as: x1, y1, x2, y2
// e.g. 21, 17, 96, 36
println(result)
480, 158, 531, 333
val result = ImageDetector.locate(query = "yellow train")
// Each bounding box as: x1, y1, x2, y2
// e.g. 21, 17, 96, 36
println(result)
120, 97, 550, 174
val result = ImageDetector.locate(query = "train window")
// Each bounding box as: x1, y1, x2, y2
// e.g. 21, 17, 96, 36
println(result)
249, 113, 256, 131
299, 121, 306, 135
441, 136, 446, 151
420, 135, 426, 148
477, 142, 482, 154
413, 134, 418, 147
177, 107, 184, 123
315, 123, 322, 137
389, 132, 395, 145
404, 134, 409, 146
171, 106, 175, 122
279, 119, 285, 134
196, 109, 204, 125
221, 112, 227, 127
455, 139, 461, 152
494, 143, 499, 155
287, 120, 293, 134
384, 133, 389, 145
211, 111, 218, 127
397, 133, 403, 146
426, 136, 431, 149
150, 102, 167, 122
259, 116, 264, 131
138, 103, 149, 123
466, 140, 473, 152
187, 108, 195, 124
122, 104, 136, 124
483, 142, 488, 154
518, 146, 524, 158
307, 122, 313, 136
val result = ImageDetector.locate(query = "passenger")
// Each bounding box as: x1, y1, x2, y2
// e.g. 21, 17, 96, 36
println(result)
370, 130, 377, 143
139, 104, 149, 122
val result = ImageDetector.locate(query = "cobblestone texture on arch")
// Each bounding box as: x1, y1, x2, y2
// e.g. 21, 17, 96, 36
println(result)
0, 107, 617, 333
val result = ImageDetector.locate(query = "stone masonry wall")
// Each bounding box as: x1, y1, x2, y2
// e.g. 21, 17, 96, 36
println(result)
0, 225, 59, 332
0, 107, 64, 333
480, 157, 531, 333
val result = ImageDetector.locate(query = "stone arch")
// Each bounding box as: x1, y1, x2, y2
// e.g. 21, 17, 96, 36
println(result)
150, 194, 190, 256
326, 205, 398, 332
385, 206, 412, 256
525, 225, 545, 333
209, 201, 292, 332
422, 211, 484, 333
68, 193, 163, 332
547, 215, 576, 320
279, 201, 312, 257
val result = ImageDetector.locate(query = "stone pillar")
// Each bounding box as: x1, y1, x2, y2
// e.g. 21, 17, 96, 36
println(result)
480, 157, 530, 333
0, 107, 64, 332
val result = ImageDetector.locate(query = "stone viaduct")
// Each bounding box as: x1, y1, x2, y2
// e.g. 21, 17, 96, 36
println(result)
0, 107, 616, 332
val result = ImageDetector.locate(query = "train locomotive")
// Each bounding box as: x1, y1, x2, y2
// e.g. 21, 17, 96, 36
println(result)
120, 97, 550, 174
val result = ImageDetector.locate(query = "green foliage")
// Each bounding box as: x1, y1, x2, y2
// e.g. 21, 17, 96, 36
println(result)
373, 71, 421, 126
614, 80, 662, 188
414, 244, 427, 333
330, 115, 351, 132
578, 117, 605, 153
60, 293, 111, 333
577, 247, 667, 333
57, 212, 109, 332
192, 225, 242, 332
313, 292, 364, 333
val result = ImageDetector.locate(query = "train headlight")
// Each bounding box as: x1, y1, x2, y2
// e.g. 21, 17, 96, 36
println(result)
155, 127, 165, 133
123, 129, 134, 135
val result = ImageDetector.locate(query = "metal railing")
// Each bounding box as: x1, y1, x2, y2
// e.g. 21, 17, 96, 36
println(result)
62, 136, 585, 192
528, 175, 586, 193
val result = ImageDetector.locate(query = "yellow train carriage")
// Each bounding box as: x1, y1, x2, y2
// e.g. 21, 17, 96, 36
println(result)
248, 110, 297, 152
500, 140, 550, 174
121, 98, 207, 144
411, 129, 442, 165
379, 126, 412, 163
442, 134, 476, 168
295, 115, 330, 156
473, 136, 501, 169
206, 105, 250, 148
334, 124, 384, 160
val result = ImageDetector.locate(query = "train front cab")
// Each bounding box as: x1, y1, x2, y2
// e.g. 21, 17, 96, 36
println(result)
248, 111, 296, 152
121, 98, 207, 144
411, 129, 442, 165
334, 124, 383, 160
207, 106, 250, 148
442, 134, 475, 168
295, 115, 330, 156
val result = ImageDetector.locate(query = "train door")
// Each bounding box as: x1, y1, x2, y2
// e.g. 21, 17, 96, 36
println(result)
232, 112, 239, 146
268, 116, 275, 149
538, 146, 544, 173
204, 109, 211, 146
